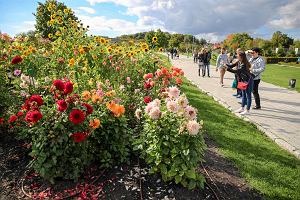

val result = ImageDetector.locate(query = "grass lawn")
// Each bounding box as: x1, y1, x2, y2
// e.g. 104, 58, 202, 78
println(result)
160, 55, 300, 200
262, 64, 300, 92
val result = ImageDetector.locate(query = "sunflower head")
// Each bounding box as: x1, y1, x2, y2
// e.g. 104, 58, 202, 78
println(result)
152, 36, 158, 43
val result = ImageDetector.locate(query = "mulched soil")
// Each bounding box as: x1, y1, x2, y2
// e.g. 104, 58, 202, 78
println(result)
0, 131, 262, 200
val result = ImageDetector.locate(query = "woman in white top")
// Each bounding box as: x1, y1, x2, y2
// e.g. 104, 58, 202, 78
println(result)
216, 47, 229, 86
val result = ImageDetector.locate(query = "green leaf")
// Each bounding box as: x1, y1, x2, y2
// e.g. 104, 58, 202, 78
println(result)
185, 169, 196, 179
160, 164, 167, 174
188, 180, 196, 189
168, 168, 177, 177
175, 175, 182, 184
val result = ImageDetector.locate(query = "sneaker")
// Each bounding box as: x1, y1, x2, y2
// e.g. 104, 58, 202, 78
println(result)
240, 110, 249, 115
236, 95, 242, 98
253, 106, 261, 110
235, 108, 244, 113
232, 94, 238, 97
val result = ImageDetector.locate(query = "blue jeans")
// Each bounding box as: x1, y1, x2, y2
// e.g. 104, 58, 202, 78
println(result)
202, 63, 210, 76
241, 78, 254, 110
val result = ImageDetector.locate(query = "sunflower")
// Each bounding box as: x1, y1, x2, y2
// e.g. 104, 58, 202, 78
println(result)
50, 14, 56, 20
141, 43, 148, 49
48, 33, 53, 39
64, 8, 70, 14
92, 54, 97, 60
128, 52, 134, 57
107, 47, 113, 53
142, 48, 149, 53
129, 40, 134, 45
152, 36, 158, 43
158, 47, 163, 52
79, 47, 85, 54
55, 31, 61, 37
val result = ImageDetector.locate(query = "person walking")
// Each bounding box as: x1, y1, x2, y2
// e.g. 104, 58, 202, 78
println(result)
202, 49, 211, 77
249, 47, 265, 109
216, 47, 229, 86
170, 48, 174, 59
197, 48, 205, 76
193, 50, 198, 63
226, 51, 254, 115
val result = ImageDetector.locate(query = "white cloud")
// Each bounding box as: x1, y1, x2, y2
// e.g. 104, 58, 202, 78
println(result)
77, 6, 96, 14
196, 33, 226, 43
77, 14, 166, 36
86, 0, 147, 7
85, 0, 300, 40
269, 0, 300, 29
10, 21, 35, 34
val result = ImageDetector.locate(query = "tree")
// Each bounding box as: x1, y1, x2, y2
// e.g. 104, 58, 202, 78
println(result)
271, 31, 293, 49
223, 33, 253, 51
34, 0, 78, 39
198, 38, 207, 46
168, 34, 184, 49
145, 29, 169, 48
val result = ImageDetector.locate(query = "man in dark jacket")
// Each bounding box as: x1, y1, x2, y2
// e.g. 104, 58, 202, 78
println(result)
202, 49, 211, 77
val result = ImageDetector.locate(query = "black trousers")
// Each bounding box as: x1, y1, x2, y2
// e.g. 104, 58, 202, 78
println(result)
253, 79, 261, 107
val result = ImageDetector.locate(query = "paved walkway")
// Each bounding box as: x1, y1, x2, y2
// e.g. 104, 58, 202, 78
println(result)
170, 55, 300, 159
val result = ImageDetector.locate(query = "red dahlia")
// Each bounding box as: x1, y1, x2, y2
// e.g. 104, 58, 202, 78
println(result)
70, 132, 87, 143
69, 109, 85, 124
144, 96, 151, 104
8, 115, 18, 123
64, 81, 73, 95
144, 82, 151, 89
22, 100, 31, 111
53, 79, 65, 91
25, 111, 43, 123
29, 95, 44, 106
176, 78, 183, 85
17, 111, 24, 117
57, 100, 68, 112
11, 56, 23, 65
82, 103, 93, 115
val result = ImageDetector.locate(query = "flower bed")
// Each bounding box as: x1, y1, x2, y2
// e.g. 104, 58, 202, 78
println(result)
0, 1, 206, 189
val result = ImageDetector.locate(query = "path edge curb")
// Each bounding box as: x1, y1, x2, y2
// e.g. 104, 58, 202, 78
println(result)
188, 79, 300, 159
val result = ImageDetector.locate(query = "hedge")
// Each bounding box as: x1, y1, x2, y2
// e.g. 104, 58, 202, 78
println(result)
265, 57, 299, 64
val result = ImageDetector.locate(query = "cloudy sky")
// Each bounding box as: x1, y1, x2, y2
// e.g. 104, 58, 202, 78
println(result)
0, 0, 299, 42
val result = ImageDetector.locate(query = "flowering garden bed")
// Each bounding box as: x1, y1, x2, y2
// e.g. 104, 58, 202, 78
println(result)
0, 1, 265, 199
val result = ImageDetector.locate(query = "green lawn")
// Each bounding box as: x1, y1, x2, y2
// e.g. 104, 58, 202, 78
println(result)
160, 55, 300, 200
181, 82, 300, 200
262, 64, 300, 92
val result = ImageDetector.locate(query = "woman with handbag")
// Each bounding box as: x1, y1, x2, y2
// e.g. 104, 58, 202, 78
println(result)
225, 51, 254, 115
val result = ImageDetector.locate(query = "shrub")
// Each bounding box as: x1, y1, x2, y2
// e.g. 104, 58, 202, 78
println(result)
134, 87, 206, 189
90, 106, 132, 167
9, 79, 98, 182
265, 57, 298, 64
